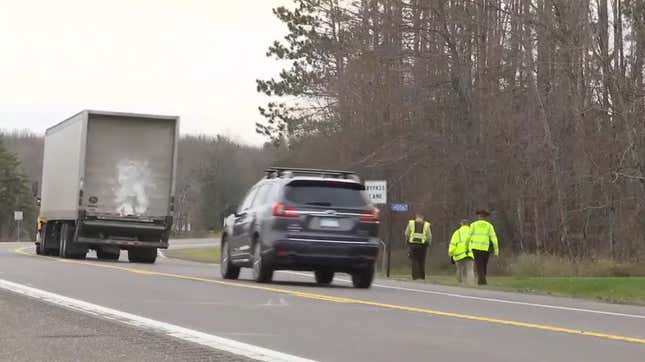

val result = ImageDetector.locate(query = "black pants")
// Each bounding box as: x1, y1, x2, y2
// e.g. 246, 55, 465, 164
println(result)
409, 244, 428, 280
473, 250, 490, 285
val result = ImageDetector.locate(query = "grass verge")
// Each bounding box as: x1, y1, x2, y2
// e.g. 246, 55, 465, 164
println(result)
386, 273, 645, 306
165, 247, 220, 264
489, 277, 645, 305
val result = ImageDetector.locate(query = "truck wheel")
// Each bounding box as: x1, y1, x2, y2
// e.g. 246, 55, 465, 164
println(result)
315, 270, 334, 285
59, 223, 72, 258
41, 224, 57, 256
252, 242, 273, 283
128, 247, 157, 263
96, 248, 120, 261
59, 223, 86, 259
220, 241, 240, 279
351, 264, 375, 289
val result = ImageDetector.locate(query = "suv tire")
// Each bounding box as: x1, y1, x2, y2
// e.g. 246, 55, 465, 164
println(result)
252, 242, 273, 283
220, 240, 240, 279
314, 270, 334, 285
352, 264, 375, 289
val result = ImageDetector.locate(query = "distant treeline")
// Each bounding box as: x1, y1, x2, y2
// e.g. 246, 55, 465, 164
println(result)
174, 135, 286, 232
0, 131, 37, 241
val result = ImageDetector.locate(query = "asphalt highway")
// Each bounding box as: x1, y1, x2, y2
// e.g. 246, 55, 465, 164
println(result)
0, 241, 644, 361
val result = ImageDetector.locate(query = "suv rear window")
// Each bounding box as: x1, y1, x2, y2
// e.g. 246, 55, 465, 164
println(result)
284, 180, 368, 208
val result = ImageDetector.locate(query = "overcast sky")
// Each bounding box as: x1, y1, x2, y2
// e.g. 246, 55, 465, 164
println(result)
0, 0, 290, 145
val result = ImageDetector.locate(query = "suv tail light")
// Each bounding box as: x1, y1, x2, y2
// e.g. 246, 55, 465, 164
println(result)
272, 202, 300, 218
360, 208, 380, 223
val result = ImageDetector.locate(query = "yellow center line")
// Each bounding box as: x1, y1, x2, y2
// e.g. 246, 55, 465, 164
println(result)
13, 246, 645, 345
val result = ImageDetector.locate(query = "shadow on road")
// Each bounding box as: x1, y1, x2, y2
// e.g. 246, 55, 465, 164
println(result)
235, 279, 354, 290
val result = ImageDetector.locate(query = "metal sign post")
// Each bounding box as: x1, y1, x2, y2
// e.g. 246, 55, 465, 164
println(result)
387, 203, 409, 277
387, 207, 393, 277
365, 180, 387, 274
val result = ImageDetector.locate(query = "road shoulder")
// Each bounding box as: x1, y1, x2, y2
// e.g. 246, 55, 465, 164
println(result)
0, 287, 252, 362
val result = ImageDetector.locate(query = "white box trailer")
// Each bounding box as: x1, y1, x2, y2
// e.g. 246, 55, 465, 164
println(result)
36, 110, 179, 263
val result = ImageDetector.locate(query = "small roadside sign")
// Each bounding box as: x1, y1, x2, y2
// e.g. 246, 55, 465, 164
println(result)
364, 180, 387, 205
390, 203, 409, 212
14, 211, 23, 221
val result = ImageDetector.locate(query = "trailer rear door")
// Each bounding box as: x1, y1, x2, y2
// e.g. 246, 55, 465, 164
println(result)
83, 113, 177, 218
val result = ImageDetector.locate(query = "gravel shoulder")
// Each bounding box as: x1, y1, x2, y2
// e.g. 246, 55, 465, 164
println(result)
0, 289, 251, 362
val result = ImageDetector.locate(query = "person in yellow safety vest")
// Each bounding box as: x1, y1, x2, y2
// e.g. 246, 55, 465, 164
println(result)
470, 209, 499, 285
404, 213, 432, 280
448, 219, 475, 286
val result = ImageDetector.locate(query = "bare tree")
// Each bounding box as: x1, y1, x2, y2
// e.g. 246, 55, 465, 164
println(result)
258, 0, 645, 260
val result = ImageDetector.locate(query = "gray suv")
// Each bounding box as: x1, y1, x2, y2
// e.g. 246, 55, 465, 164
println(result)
221, 168, 381, 288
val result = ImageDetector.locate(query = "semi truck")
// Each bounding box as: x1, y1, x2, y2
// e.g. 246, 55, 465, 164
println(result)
35, 110, 179, 263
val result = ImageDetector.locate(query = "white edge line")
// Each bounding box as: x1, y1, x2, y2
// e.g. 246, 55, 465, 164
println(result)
278, 271, 645, 320
0, 278, 316, 362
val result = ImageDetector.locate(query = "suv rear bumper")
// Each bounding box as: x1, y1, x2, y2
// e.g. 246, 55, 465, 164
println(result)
268, 238, 380, 272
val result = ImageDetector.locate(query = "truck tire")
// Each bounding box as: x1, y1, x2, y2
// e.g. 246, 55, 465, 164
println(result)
59, 223, 86, 259
252, 242, 273, 283
128, 247, 157, 263
41, 224, 58, 256
96, 248, 120, 261
59, 223, 73, 258
220, 240, 240, 280
351, 263, 375, 289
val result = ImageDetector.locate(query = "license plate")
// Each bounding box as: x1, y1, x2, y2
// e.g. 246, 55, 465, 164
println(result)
320, 218, 340, 228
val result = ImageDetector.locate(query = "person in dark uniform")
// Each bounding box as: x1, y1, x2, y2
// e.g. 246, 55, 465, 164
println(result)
470, 209, 499, 285
404, 213, 432, 280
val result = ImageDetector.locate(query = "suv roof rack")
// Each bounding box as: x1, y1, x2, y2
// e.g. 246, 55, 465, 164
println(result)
265, 167, 360, 181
